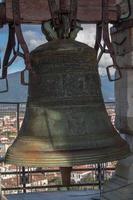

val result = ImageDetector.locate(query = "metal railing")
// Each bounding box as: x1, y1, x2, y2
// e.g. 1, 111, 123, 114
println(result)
0, 102, 116, 195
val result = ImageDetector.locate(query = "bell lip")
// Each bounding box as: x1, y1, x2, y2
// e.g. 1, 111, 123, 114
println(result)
5, 145, 130, 168
5, 133, 131, 167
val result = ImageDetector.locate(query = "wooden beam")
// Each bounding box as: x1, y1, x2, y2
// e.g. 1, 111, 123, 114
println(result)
2, 0, 118, 25
0, 3, 6, 26
6, 0, 51, 23
77, 0, 118, 23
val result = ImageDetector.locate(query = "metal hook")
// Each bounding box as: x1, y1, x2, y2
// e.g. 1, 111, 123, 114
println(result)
20, 69, 29, 86
21, 69, 38, 86
106, 65, 122, 82
0, 77, 9, 93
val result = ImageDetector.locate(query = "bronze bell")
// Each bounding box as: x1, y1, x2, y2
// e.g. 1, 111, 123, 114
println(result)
5, 39, 130, 184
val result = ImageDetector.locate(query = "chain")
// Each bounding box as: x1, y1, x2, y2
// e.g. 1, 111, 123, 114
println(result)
95, 0, 122, 81
12, 0, 32, 71
0, 0, 35, 87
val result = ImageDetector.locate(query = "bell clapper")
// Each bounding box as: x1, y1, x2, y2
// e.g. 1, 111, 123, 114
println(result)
60, 167, 72, 188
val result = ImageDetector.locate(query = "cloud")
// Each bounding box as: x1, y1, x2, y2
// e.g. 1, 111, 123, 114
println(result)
76, 24, 114, 76
0, 25, 46, 52
23, 30, 46, 51
0, 23, 115, 76
76, 24, 96, 47
99, 54, 113, 75
0, 46, 5, 53
22, 24, 113, 76
0, 24, 8, 34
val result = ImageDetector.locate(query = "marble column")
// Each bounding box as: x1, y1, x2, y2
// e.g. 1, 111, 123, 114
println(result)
102, 0, 133, 199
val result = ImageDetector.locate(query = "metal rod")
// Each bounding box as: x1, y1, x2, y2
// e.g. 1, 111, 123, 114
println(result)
22, 166, 26, 193
0, 167, 115, 175
0, 168, 2, 199
2, 182, 100, 191
16, 103, 20, 134
16, 104, 27, 193
97, 164, 102, 197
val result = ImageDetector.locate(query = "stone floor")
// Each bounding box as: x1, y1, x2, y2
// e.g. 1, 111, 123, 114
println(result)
7, 190, 100, 200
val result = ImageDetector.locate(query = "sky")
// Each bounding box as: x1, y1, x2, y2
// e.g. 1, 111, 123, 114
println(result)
0, 24, 113, 76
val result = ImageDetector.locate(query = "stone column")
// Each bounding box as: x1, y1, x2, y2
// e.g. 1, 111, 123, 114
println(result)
102, 0, 133, 199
